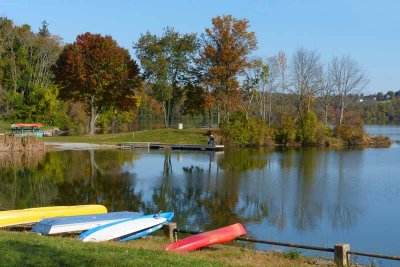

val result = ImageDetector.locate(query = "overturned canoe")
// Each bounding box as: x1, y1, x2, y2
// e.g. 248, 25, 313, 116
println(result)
164, 223, 246, 253
0, 205, 107, 228
31, 211, 142, 235
78, 212, 174, 243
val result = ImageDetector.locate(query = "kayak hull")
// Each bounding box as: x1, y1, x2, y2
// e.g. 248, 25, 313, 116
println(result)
119, 223, 164, 242
164, 223, 246, 253
78, 212, 174, 242
31, 211, 142, 235
0, 205, 107, 228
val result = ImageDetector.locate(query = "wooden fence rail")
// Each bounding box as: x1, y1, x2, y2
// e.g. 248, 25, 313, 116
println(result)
348, 250, 400, 261
162, 223, 400, 267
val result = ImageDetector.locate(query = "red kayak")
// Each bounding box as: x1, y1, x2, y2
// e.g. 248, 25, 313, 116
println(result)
164, 223, 246, 253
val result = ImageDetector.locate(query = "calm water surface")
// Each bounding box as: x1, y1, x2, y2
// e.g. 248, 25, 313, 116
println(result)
0, 125, 399, 265
365, 124, 400, 141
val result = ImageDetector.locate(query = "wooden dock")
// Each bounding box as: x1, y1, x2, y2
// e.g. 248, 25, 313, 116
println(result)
116, 142, 224, 151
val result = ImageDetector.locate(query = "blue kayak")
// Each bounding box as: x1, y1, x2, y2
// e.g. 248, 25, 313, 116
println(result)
78, 212, 174, 242
31, 211, 142, 235
119, 212, 174, 242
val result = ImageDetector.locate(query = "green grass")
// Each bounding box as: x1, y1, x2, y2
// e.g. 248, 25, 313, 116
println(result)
284, 250, 302, 260
0, 231, 321, 267
45, 128, 211, 145
0, 120, 9, 133
0, 231, 221, 267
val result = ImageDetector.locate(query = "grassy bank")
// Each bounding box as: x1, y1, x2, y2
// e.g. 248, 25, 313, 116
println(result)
45, 128, 210, 145
0, 120, 9, 133
0, 231, 324, 267
0, 231, 218, 267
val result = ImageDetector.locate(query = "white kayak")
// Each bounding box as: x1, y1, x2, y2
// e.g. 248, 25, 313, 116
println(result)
78, 212, 174, 243
31, 211, 142, 235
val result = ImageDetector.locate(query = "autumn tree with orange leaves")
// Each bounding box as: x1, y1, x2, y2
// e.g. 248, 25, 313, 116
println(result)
54, 33, 141, 134
198, 15, 257, 125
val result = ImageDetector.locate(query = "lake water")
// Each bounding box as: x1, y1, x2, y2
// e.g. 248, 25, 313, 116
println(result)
365, 124, 400, 141
1, 125, 399, 266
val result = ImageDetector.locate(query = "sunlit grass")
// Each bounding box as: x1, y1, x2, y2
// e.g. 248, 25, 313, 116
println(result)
45, 128, 211, 145
0, 231, 321, 267
0, 231, 221, 267
0, 120, 9, 133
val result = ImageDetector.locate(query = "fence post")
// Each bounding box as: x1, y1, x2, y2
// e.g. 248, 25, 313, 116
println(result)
334, 243, 350, 267
163, 222, 177, 242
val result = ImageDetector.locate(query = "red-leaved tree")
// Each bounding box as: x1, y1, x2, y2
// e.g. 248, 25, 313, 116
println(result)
54, 32, 141, 134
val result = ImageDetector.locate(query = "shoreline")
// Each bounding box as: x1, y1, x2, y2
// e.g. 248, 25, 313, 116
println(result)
44, 142, 119, 151
39, 128, 394, 150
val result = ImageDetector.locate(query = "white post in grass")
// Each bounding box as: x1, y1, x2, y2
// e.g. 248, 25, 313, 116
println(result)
334, 243, 350, 267
163, 222, 177, 242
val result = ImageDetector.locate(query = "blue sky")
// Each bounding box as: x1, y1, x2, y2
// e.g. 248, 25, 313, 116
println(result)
1, 0, 399, 93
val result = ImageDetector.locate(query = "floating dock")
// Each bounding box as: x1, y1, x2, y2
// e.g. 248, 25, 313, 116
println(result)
117, 142, 224, 151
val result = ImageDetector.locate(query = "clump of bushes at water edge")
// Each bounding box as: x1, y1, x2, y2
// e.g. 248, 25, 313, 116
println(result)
219, 111, 331, 147
334, 113, 391, 147
282, 110, 331, 147
219, 112, 275, 146
219, 111, 331, 149
218, 111, 391, 148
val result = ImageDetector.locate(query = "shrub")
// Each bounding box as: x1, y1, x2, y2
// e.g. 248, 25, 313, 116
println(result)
371, 135, 392, 148
65, 101, 89, 135
297, 110, 320, 145
219, 112, 275, 147
276, 114, 297, 145
316, 125, 333, 146
219, 112, 251, 145
334, 113, 365, 146
248, 117, 275, 146
98, 109, 137, 133
284, 250, 301, 260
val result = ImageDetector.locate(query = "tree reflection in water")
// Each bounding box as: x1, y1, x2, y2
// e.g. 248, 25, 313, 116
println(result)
54, 150, 143, 212
142, 148, 362, 234
0, 148, 362, 235
144, 149, 271, 231
270, 148, 362, 232
0, 151, 52, 209
0, 150, 144, 212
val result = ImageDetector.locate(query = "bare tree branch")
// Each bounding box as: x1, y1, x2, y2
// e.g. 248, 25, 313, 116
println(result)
290, 48, 323, 113
328, 55, 369, 124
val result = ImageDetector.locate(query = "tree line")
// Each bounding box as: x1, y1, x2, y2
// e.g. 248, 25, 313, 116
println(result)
353, 91, 400, 123
0, 15, 377, 142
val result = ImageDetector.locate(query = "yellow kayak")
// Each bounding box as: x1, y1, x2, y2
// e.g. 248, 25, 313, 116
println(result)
0, 205, 107, 227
